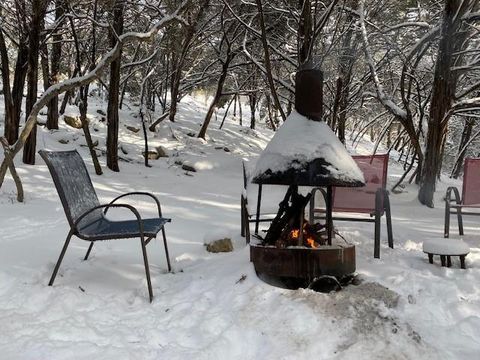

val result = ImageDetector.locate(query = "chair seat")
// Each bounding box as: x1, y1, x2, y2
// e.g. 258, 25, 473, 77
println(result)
78, 217, 171, 240
423, 238, 470, 256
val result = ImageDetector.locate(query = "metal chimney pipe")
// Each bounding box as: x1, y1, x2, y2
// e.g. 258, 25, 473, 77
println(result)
295, 69, 323, 122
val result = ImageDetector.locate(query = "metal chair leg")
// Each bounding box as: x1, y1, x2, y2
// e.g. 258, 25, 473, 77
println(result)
384, 190, 394, 248
84, 242, 94, 260
161, 228, 172, 272
457, 209, 464, 236
374, 190, 382, 259
374, 212, 381, 259
49, 230, 73, 286
140, 237, 153, 303
241, 196, 245, 237
444, 202, 450, 238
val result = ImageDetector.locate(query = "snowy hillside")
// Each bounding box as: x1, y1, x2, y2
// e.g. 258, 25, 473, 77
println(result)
0, 95, 479, 359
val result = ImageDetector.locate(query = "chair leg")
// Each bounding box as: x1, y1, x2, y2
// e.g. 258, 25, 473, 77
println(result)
374, 190, 382, 259
384, 190, 394, 249
241, 198, 245, 238
457, 209, 464, 236
140, 237, 153, 303
49, 230, 73, 286
245, 217, 251, 244
161, 228, 172, 272
84, 242, 94, 260
374, 213, 381, 259
444, 203, 450, 238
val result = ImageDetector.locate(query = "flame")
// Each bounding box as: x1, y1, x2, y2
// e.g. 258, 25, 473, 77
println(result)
306, 237, 317, 248
290, 229, 300, 239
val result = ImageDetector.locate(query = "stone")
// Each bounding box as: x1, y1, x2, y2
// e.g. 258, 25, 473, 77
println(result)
126, 125, 140, 133
206, 238, 233, 253
182, 164, 196, 172
63, 115, 83, 129
156, 145, 169, 157
96, 109, 106, 116
223, 147, 231, 152
143, 151, 160, 160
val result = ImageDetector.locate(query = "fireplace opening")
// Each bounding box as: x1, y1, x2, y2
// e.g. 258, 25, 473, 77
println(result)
248, 67, 365, 288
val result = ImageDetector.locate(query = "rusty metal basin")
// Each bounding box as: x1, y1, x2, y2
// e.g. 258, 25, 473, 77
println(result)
250, 244, 356, 279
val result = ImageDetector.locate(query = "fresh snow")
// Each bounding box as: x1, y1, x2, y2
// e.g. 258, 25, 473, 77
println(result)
423, 238, 470, 255
0, 95, 480, 359
252, 110, 364, 184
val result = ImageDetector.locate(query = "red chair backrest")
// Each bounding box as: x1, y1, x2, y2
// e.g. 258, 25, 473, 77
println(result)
462, 158, 480, 205
332, 154, 388, 213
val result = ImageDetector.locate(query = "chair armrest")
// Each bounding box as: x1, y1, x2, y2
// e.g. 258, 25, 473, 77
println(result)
74, 204, 144, 236
310, 187, 327, 208
446, 187, 462, 205
106, 192, 164, 218
309, 187, 328, 222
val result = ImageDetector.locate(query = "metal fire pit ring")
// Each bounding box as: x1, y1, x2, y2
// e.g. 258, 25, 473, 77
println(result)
250, 243, 356, 280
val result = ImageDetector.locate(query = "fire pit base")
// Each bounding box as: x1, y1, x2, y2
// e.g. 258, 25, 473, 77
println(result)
250, 244, 355, 280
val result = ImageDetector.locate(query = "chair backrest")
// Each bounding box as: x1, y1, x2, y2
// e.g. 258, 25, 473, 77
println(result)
462, 158, 480, 205
39, 150, 102, 229
332, 154, 389, 213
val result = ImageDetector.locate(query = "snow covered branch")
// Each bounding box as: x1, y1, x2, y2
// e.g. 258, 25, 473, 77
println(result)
0, 0, 191, 196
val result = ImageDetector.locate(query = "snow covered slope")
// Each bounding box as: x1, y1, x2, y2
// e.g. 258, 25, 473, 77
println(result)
0, 95, 479, 359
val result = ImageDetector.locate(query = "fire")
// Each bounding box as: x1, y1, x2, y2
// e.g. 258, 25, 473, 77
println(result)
306, 237, 317, 248
288, 227, 318, 248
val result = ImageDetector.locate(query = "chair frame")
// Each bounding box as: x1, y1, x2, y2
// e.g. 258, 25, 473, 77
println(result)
444, 158, 480, 238
309, 155, 393, 258
40, 150, 171, 302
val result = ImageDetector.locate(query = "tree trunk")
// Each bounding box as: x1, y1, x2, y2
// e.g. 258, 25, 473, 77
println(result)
451, 118, 474, 179
169, 0, 209, 122
23, 0, 47, 165
418, 0, 469, 207
0, 22, 15, 145
255, 0, 286, 121
249, 93, 257, 130
298, 0, 313, 66
198, 57, 232, 139
335, 7, 356, 143
4, 42, 29, 145
46, 0, 64, 130
106, 0, 125, 172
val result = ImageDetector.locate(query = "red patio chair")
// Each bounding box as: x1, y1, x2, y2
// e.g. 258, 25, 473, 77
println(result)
444, 158, 480, 238
309, 154, 393, 258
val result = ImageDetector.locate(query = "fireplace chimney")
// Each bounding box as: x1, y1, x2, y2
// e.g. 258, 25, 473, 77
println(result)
251, 68, 364, 187
295, 68, 323, 121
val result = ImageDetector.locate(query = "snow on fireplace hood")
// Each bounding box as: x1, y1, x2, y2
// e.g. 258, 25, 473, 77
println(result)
251, 110, 365, 187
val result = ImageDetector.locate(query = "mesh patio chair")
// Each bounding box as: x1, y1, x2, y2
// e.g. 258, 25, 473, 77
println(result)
39, 150, 172, 302
309, 154, 393, 258
445, 158, 480, 238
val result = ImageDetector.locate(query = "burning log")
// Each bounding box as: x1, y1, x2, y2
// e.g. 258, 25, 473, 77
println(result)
263, 185, 326, 248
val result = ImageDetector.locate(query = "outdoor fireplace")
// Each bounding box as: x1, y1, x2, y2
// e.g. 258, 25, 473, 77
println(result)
249, 68, 364, 283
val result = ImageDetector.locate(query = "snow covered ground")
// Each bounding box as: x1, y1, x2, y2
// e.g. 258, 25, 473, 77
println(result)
0, 95, 479, 359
